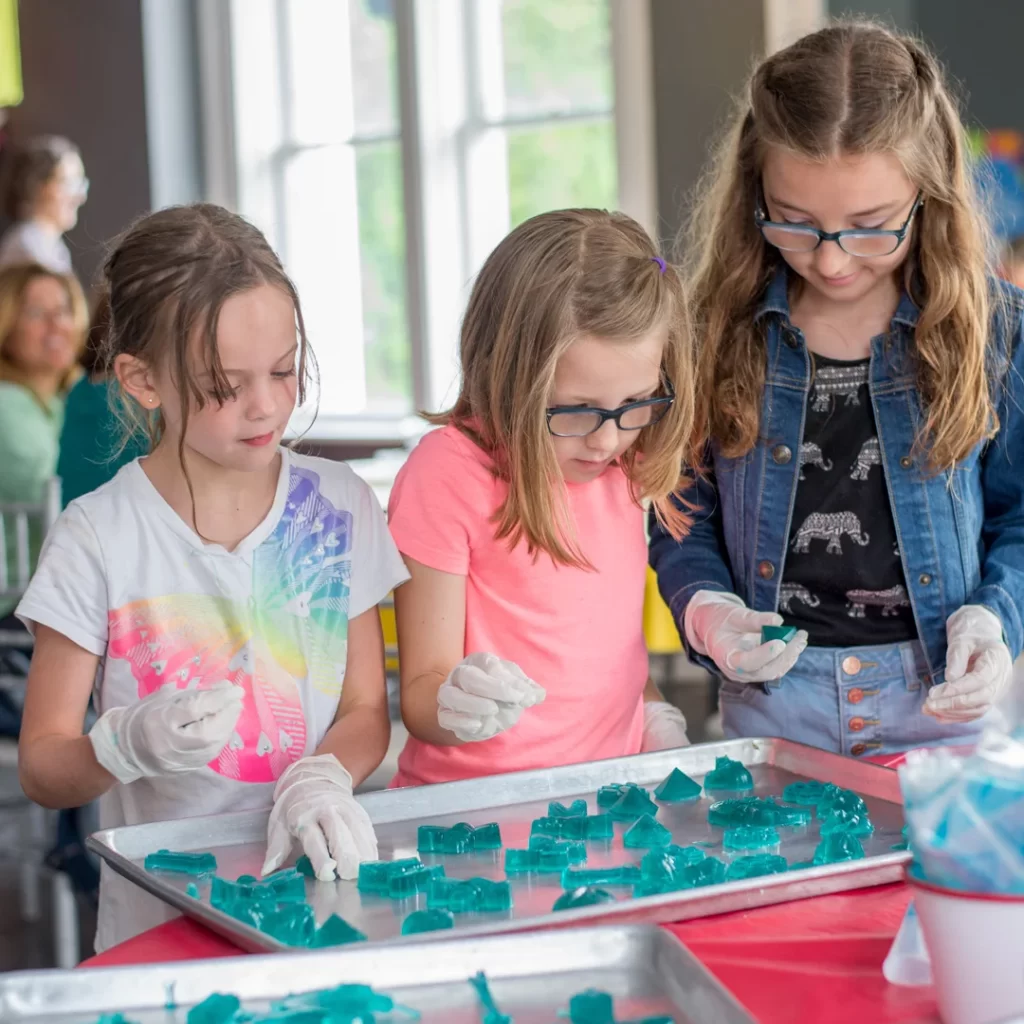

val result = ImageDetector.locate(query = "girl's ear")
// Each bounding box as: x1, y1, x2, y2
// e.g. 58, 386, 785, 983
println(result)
114, 353, 161, 410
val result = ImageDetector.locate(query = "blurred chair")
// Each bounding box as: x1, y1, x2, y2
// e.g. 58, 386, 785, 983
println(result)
0, 477, 79, 967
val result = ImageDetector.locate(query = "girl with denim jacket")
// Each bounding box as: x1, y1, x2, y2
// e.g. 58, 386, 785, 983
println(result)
650, 22, 1023, 756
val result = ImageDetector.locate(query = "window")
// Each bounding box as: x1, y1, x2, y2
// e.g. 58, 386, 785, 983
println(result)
207, 0, 652, 439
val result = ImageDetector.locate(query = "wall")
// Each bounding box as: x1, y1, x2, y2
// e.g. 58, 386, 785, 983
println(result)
9, 0, 152, 290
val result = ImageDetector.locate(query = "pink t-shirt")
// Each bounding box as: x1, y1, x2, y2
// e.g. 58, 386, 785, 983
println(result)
388, 425, 648, 787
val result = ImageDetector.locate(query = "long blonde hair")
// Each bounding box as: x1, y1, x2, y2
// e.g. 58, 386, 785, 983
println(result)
688, 20, 995, 470
0, 262, 87, 407
432, 208, 701, 567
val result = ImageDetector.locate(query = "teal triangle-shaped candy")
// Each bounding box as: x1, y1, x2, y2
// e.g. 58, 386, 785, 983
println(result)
608, 786, 659, 821
623, 814, 673, 849
654, 767, 701, 802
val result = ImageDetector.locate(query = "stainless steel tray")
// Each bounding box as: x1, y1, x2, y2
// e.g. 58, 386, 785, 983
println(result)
0, 925, 754, 1023
87, 738, 909, 953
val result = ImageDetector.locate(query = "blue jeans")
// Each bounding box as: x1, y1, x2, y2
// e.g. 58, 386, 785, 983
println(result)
719, 640, 988, 756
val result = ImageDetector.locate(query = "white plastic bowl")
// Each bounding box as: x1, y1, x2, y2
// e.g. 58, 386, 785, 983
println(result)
909, 870, 1024, 1024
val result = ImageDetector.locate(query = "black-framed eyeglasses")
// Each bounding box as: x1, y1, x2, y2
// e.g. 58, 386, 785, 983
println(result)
755, 189, 923, 257
546, 385, 675, 438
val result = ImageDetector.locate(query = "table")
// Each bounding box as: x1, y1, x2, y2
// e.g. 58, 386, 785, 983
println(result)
80, 882, 938, 1023
81, 752, 941, 1023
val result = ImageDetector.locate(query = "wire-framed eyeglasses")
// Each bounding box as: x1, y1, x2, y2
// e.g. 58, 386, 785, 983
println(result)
755, 190, 923, 257
546, 385, 675, 438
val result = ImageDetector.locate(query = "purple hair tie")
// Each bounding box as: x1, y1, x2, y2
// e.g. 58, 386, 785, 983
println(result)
651, 256, 666, 274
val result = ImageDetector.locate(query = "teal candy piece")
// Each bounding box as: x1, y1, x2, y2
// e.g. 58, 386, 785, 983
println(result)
309, 913, 366, 947
567, 989, 614, 1024
417, 825, 447, 853
208, 869, 304, 909
815, 784, 867, 818
687, 856, 727, 888
263, 868, 306, 903
388, 862, 444, 899
761, 624, 797, 643
781, 780, 828, 806
144, 849, 217, 876
819, 807, 875, 837
596, 783, 643, 808
473, 822, 502, 850
707, 797, 775, 827
634, 854, 726, 896
641, 843, 708, 882
261, 902, 316, 946
274, 983, 397, 1017
723, 825, 781, 851
622, 813, 672, 849
530, 834, 587, 864
561, 865, 641, 888
295, 854, 315, 878
892, 823, 911, 851
469, 971, 512, 1024
725, 854, 789, 881
552, 886, 616, 912
813, 832, 866, 866
357, 857, 422, 896
506, 837, 585, 875
185, 883, 200, 898
703, 756, 754, 793
185, 993, 240, 1024
607, 786, 659, 821
766, 797, 812, 827
442, 822, 475, 854
401, 908, 454, 935
653, 767, 702, 803
95, 1016, 138, 1024
549, 798, 588, 817
531, 813, 612, 841
418, 821, 503, 854
428, 876, 512, 913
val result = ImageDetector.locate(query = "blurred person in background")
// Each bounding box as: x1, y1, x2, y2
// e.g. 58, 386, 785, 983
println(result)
0, 263, 87, 622
58, 292, 148, 507
0, 135, 88, 274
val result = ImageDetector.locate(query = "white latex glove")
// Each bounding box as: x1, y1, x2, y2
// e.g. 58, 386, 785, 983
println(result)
437, 652, 546, 743
641, 700, 690, 751
261, 754, 377, 882
684, 590, 808, 684
924, 605, 1013, 721
89, 679, 245, 785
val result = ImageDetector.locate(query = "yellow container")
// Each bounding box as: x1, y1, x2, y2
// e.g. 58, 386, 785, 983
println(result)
643, 567, 682, 654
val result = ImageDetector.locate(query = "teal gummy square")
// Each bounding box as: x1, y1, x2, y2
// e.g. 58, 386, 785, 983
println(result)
761, 625, 797, 643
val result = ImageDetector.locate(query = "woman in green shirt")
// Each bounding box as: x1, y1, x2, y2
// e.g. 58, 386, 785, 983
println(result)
57, 293, 148, 507
0, 262, 86, 616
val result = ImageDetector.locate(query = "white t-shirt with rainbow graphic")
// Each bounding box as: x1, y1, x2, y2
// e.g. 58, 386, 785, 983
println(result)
17, 447, 409, 951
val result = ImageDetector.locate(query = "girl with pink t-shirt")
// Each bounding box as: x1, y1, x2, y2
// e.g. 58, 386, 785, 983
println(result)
388, 208, 702, 787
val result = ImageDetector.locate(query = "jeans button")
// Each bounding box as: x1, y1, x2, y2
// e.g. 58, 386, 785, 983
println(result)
900, 455, 913, 469
849, 716, 865, 732
919, 573, 932, 586
842, 656, 862, 676
851, 743, 867, 756
772, 444, 792, 465
758, 560, 775, 580
847, 687, 864, 704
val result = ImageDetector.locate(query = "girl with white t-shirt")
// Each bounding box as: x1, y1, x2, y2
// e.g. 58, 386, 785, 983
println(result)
16, 204, 408, 951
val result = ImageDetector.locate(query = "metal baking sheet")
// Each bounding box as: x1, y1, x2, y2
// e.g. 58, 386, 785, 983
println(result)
87, 737, 909, 953
0, 925, 754, 1023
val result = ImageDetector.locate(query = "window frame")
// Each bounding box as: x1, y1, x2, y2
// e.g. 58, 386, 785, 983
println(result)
196, 0, 656, 443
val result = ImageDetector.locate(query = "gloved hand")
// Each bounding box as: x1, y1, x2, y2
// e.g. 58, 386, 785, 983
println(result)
684, 590, 807, 684
924, 605, 1013, 721
261, 754, 377, 881
437, 652, 546, 743
89, 679, 245, 785
641, 700, 690, 751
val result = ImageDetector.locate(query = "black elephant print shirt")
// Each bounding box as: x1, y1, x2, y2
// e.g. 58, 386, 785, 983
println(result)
780, 354, 917, 647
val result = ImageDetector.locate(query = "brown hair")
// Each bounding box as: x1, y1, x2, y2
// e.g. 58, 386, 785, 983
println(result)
1, 135, 80, 220
432, 208, 701, 567
0, 262, 87, 406
688, 20, 995, 470
100, 203, 314, 501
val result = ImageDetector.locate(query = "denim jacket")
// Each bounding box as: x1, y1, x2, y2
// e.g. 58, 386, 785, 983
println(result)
650, 268, 1024, 678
